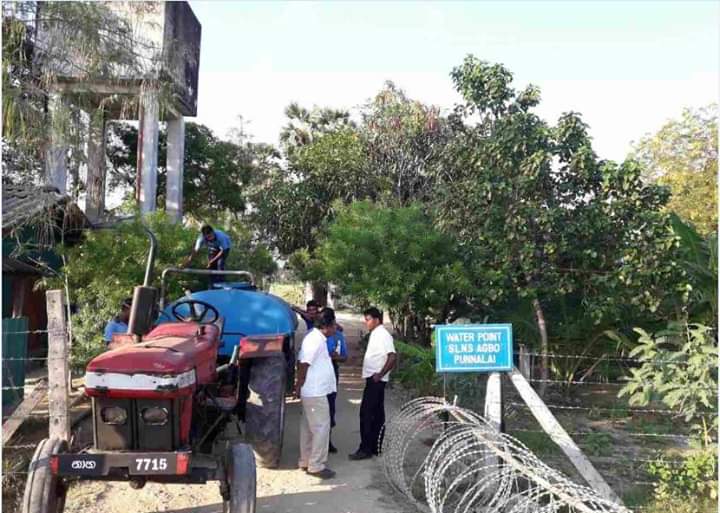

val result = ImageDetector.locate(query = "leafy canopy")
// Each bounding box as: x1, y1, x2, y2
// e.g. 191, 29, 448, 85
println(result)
316, 201, 470, 328
435, 55, 680, 324
631, 104, 718, 236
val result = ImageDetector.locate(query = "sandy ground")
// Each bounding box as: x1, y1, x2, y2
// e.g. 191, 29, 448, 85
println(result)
64, 313, 410, 513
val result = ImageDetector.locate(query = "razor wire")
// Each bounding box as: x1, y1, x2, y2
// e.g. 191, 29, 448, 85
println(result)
382, 396, 633, 513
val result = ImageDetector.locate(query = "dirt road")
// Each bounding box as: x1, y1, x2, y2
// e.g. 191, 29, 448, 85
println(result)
65, 313, 409, 513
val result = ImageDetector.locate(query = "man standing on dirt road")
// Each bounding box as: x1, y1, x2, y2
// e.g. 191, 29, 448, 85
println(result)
349, 307, 397, 461
295, 308, 338, 479
292, 300, 347, 453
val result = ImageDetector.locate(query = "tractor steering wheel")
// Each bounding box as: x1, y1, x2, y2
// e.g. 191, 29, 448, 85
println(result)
171, 299, 220, 325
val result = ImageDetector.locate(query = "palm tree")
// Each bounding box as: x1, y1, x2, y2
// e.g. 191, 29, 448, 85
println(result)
279, 102, 353, 156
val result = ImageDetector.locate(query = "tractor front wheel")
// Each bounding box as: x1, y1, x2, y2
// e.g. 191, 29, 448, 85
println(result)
223, 442, 256, 513
22, 437, 68, 513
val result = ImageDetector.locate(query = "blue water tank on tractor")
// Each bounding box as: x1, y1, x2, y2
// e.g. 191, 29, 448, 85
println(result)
160, 281, 298, 356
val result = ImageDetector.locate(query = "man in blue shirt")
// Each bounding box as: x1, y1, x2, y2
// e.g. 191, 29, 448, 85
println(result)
103, 297, 132, 346
182, 225, 232, 284
326, 318, 347, 454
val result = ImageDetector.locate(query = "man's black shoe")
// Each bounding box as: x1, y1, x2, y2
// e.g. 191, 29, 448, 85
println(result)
307, 468, 336, 479
328, 442, 338, 454
348, 450, 372, 460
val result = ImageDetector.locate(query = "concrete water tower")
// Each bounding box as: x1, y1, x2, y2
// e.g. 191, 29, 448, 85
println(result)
36, 1, 201, 222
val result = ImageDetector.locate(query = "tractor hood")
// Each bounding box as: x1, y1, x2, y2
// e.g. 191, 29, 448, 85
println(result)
85, 323, 220, 393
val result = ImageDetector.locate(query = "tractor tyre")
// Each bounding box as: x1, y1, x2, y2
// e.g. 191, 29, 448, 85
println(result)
223, 442, 256, 513
22, 438, 68, 513
284, 335, 296, 395
245, 355, 287, 468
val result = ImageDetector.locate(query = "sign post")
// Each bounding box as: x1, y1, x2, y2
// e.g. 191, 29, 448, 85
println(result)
435, 323, 513, 431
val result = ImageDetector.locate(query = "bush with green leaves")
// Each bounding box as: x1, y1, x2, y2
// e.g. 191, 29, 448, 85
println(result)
394, 340, 441, 396
618, 323, 718, 444
50, 212, 275, 366
646, 449, 718, 510
316, 201, 471, 341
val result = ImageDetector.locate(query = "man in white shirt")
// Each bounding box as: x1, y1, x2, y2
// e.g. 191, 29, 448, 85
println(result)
295, 308, 338, 479
349, 307, 397, 461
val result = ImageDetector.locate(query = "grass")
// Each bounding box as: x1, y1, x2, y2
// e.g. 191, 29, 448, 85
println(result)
509, 430, 560, 456
628, 416, 678, 435
579, 432, 614, 456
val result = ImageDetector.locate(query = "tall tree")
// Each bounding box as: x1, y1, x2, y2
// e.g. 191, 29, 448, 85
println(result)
361, 82, 450, 205
105, 122, 261, 221
435, 56, 680, 393
253, 103, 368, 303
279, 103, 354, 158
631, 104, 718, 236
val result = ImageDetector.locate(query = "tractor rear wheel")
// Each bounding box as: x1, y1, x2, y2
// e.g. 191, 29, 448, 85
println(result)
223, 442, 256, 513
22, 437, 68, 513
245, 355, 287, 468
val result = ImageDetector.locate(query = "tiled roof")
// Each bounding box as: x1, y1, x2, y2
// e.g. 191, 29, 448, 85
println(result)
2, 257, 41, 274
2, 184, 67, 230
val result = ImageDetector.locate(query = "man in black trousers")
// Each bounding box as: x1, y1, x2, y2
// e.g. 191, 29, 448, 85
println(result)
349, 307, 397, 460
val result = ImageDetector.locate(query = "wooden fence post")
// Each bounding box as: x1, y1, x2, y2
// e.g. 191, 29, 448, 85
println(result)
508, 367, 622, 505
483, 372, 503, 431
519, 344, 531, 380
46, 289, 70, 441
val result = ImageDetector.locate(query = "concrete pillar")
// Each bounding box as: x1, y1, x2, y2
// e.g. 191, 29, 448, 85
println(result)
166, 117, 185, 222
137, 87, 159, 215
45, 93, 67, 194
85, 109, 106, 222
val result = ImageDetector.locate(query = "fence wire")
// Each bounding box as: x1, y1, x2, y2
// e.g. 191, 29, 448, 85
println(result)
382, 396, 633, 513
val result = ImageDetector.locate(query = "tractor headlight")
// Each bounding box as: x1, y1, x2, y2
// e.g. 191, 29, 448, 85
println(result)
141, 406, 169, 426
100, 406, 128, 425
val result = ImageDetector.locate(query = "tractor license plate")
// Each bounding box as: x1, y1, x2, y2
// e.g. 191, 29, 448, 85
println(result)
58, 455, 105, 476
129, 455, 176, 475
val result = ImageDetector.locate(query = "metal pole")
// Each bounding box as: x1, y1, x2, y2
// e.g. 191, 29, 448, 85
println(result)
142, 225, 157, 287
159, 268, 256, 309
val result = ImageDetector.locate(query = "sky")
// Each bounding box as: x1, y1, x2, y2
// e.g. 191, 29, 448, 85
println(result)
188, 1, 718, 163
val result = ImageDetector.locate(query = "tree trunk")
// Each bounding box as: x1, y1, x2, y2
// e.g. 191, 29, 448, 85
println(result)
532, 297, 549, 397
85, 108, 107, 223
311, 281, 328, 307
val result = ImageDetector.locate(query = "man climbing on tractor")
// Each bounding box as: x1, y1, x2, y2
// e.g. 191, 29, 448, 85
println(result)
182, 224, 232, 283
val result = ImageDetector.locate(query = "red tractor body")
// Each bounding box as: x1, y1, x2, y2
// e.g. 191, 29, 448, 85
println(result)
85, 323, 221, 450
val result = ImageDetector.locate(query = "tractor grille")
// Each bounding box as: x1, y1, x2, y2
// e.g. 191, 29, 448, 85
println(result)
93, 397, 182, 451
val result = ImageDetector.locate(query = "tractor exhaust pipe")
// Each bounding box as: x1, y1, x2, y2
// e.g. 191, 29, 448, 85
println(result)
127, 225, 159, 339
142, 225, 157, 287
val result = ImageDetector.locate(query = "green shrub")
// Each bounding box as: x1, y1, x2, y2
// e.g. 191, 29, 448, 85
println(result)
269, 281, 305, 307
648, 449, 718, 506
581, 432, 613, 456
618, 322, 718, 445
317, 201, 471, 342
49, 212, 275, 367
394, 340, 441, 396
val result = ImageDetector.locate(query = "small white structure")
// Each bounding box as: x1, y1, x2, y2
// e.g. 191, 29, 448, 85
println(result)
36, 1, 201, 222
